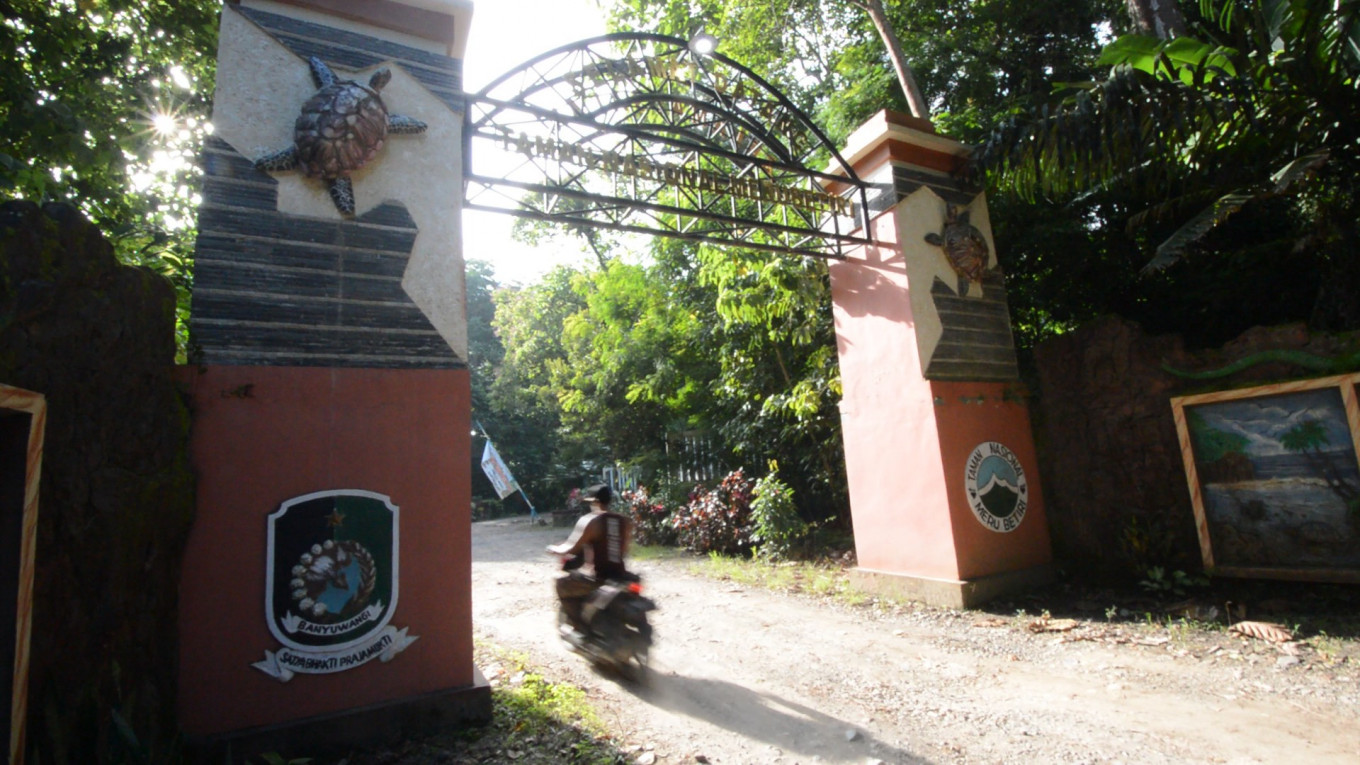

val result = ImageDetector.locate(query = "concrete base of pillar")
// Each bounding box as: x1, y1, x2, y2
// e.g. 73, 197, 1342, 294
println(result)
188, 670, 493, 761
851, 564, 1055, 609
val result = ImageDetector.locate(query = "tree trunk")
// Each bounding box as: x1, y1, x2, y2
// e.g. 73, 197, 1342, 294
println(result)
1125, 0, 1187, 39
853, 0, 930, 119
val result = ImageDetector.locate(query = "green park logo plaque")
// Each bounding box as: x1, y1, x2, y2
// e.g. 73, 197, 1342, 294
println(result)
254, 490, 417, 681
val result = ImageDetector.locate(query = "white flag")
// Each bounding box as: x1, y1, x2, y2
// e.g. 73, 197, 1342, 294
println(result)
480, 441, 518, 499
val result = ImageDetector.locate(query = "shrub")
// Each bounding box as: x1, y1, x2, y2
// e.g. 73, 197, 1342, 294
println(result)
619, 487, 676, 546
749, 463, 807, 561
672, 469, 754, 555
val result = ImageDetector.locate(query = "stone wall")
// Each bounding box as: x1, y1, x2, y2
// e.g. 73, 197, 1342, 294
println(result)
0, 201, 194, 759
1032, 315, 1357, 578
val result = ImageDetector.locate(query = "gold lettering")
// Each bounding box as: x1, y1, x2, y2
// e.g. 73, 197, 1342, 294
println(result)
531, 135, 552, 161
493, 128, 844, 215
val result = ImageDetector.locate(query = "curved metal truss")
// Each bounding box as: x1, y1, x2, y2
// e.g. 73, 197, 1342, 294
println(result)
464, 33, 872, 260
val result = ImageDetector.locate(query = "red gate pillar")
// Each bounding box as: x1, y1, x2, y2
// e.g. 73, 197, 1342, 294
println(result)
828, 111, 1053, 607
175, 0, 487, 756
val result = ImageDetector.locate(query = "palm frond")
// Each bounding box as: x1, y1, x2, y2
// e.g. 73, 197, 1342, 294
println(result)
1141, 191, 1258, 274
1271, 149, 1330, 191
1124, 188, 1220, 234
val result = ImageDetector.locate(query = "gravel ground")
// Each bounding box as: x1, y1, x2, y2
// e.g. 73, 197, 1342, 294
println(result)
470, 517, 1360, 765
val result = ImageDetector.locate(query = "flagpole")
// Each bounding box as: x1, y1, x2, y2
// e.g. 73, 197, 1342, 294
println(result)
473, 420, 538, 521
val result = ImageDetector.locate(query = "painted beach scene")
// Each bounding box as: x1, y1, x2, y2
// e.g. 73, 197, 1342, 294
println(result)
1186, 387, 1360, 570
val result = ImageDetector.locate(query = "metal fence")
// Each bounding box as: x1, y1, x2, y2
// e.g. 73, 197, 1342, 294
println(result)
667, 432, 721, 483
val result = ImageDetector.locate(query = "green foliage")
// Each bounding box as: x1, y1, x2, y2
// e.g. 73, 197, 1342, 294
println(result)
692, 551, 870, 605
1280, 419, 1330, 453
482, 0, 1136, 519
1139, 566, 1210, 597
687, 243, 848, 517
479, 645, 628, 764
482, 247, 848, 523
1095, 31, 1238, 81
749, 462, 807, 561
672, 469, 755, 555
0, 0, 219, 358
977, 0, 1360, 331
555, 260, 714, 474
602, 0, 1130, 361
1119, 512, 1188, 575
606, 0, 1122, 147
484, 267, 591, 502
1186, 410, 1250, 463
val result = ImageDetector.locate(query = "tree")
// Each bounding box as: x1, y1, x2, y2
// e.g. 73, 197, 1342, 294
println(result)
585, 0, 1126, 515
685, 242, 848, 511
487, 266, 591, 502
977, 0, 1360, 331
608, 0, 1124, 144
555, 261, 718, 473
1125, 0, 1188, 37
467, 259, 512, 502
1281, 419, 1359, 505
847, 0, 928, 117
0, 0, 219, 353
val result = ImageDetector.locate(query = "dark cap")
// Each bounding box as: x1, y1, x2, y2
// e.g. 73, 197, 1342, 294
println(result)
582, 484, 612, 505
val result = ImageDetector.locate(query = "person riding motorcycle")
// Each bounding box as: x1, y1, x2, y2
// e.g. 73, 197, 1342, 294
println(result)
548, 483, 634, 637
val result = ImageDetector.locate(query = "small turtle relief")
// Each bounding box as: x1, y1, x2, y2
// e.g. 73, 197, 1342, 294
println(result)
923, 204, 994, 295
255, 56, 428, 217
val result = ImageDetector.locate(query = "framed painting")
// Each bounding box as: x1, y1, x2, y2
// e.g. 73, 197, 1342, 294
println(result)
1171, 373, 1360, 582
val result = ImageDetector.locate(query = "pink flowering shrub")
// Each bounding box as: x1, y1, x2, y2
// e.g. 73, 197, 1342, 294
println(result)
671, 469, 754, 555
620, 487, 676, 546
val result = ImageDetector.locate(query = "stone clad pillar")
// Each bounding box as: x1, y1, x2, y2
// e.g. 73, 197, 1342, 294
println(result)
827, 111, 1053, 608
176, 0, 487, 755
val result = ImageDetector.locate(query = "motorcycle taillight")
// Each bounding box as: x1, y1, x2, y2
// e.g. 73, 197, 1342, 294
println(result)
627, 582, 643, 595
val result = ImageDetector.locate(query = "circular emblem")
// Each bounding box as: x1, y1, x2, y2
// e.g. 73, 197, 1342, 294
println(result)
288, 539, 376, 621
964, 442, 1028, 533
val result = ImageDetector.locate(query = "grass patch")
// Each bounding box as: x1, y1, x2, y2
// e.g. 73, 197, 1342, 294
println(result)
629, 544, 683, 562
690, 551, 871, 607
334, 642, 629, 764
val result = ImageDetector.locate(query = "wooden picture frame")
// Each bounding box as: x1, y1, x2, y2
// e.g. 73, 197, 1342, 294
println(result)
1171, 373, 1360, 583
0, 385, 43, 764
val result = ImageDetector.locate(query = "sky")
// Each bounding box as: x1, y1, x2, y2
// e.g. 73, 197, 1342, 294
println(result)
461, 0, 609, 286
1197, 393, 1354, 457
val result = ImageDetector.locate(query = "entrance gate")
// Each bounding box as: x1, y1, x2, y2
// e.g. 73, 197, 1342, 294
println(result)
465, 35, 1054, 607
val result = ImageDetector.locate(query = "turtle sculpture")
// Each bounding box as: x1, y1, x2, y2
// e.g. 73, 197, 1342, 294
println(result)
255, 56, 427, 216
924, 204, 992, 295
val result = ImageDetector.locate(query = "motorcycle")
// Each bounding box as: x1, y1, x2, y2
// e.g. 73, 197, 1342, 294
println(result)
552, 551, 656, 680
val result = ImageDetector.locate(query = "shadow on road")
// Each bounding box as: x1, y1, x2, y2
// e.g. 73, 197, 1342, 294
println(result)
623, 671, 935, 764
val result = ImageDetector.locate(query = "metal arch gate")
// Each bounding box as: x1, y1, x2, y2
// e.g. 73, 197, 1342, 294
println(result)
463, 33, 873, 261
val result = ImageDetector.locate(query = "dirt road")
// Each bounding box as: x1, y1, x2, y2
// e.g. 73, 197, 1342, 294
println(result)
472, 518, 1360, 764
